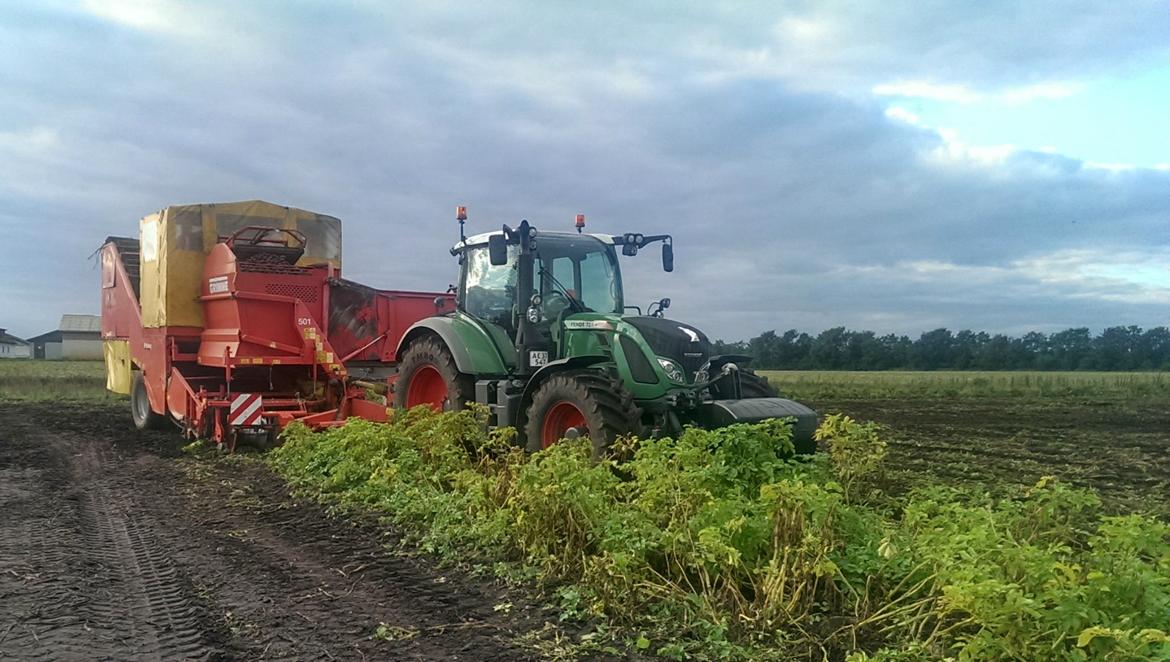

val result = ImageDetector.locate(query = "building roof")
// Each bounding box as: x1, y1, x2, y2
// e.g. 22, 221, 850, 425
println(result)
27, 330, 61, 344
27, 314, 102, 343
59, 314, 101, 333
0, 329, 30, 345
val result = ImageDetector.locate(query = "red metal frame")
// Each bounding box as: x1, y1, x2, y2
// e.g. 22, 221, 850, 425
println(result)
101, 225, 449, 449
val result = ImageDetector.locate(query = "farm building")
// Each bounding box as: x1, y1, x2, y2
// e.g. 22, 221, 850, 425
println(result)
28, 314, 103, 360
0, 328, 32, 359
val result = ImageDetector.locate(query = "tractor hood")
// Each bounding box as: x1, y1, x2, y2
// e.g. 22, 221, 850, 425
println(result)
622, 316, 711, 380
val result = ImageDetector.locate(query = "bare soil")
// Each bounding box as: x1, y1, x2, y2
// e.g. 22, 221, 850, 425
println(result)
810, 397, 1170, 516
0, 403, 554, 661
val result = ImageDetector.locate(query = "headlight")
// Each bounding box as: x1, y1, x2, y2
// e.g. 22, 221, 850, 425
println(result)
657, 357, 686, 383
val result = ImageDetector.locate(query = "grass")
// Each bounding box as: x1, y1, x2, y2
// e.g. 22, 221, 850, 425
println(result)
759, 370, 1170, 400
5, 361, 1162, 404
0, 359, 121, 402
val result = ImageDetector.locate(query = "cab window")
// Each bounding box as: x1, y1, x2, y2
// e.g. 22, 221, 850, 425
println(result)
462, 245, 517, 330
577, 250, 620, 313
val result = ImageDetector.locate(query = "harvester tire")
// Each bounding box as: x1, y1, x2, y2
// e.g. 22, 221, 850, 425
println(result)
393, 336, 473, 412
130, 372, 170, 431
709, 369, 777, 399
524, 371, 641, 459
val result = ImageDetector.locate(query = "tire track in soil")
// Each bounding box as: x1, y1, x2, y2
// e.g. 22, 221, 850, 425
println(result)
2, 403, 553, 661
75, 468, 214, 659
0, 412, 222, 661
140, 453, 546, 661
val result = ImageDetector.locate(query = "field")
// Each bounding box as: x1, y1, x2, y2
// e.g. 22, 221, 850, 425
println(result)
0, 359, 116, 402
761, 370, 1170, 517
1, 362, 1167, 660
761, 369, 1170, 400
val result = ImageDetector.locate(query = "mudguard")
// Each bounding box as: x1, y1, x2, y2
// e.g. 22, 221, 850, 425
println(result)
396, 316, 509, 376
698, 397, 818, 453
519, 355, 610, 407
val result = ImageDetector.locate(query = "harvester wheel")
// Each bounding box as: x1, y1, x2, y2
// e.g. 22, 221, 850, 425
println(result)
709, 369, 777, 399
524, 371, 641, 459
393, 336, 473, 412
130, 372, 170, 431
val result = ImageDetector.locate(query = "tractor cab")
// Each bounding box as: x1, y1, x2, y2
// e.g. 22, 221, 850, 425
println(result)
457, 229, 623, 360
451, 213, 675, 377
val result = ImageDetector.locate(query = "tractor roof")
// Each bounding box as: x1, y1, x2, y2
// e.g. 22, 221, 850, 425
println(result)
454, 230, 615, 253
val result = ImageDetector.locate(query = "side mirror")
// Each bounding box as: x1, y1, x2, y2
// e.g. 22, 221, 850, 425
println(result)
662, 242, 674, 272
661, 297, 671, 309
488, 234, 508, 266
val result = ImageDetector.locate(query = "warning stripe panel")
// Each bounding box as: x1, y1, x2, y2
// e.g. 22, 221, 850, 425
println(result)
229, 393, 264, 426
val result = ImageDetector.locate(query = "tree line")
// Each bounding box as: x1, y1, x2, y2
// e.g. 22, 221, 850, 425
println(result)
713, 326, 1170, 371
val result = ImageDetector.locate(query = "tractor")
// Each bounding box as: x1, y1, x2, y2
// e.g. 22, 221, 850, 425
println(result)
391, 209, 817, 455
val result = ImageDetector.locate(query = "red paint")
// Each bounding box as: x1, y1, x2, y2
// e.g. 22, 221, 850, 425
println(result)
541, 401, 587, 448
406, 365, 448, 410
101, 223, 450, 449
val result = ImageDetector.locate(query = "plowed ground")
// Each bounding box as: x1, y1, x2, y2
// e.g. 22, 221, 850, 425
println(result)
0, 403, 552, 661
808, 397, 1170, 517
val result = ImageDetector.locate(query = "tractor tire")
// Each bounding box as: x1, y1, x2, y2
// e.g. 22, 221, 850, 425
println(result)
709, 368, 777, 399
130, 372, 170, 431
393, 336, 473, 412
524, 371, 641, 459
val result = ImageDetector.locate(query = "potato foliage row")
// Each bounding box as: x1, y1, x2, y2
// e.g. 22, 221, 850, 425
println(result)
268, 409, 1170, 661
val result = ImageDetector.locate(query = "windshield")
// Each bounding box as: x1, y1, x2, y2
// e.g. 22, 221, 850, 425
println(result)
537, 236, 623, 314
461, 235, 623, 329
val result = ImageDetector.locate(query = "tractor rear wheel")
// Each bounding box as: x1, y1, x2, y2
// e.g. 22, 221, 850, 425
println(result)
393, 336, 473, 412
709, 368, 777, 399
524, 371, 641, 459
130, 372, 170, 430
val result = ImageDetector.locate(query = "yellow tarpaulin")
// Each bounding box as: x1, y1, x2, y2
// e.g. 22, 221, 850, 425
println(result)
104, 339, 132, 394
139, 200, 342, 328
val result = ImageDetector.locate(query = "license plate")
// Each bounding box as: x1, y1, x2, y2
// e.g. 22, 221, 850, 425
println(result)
529, 351, 549, 367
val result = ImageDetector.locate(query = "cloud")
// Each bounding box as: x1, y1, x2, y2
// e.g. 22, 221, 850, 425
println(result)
873, 80, 1082, 105
78, 0, 210, 35
1000, 81, 1082, 103
0, 1, 1167, 341
874, 81, 982, 103
756, 2, 1170, 92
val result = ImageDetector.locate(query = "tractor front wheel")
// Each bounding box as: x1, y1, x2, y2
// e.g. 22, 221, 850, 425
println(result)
524, 371, 641, 459
393, 336, 472, 412
130, 372, 170, 431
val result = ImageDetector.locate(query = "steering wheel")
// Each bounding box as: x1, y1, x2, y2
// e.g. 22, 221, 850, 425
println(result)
543, 291, 572, 320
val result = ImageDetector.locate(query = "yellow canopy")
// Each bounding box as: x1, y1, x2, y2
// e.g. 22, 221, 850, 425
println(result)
139, 200, 342, 328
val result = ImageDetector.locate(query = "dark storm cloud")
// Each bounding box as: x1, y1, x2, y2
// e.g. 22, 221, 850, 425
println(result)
0, 1, 1167, 340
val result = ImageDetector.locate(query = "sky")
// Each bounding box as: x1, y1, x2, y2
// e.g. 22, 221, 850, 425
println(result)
1, 1, 1169, 341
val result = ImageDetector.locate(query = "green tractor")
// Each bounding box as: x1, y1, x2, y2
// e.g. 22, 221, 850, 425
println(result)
391, 209, 817, 455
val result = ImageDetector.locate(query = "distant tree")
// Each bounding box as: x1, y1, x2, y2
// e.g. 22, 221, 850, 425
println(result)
913, 328, 954, 370
811, 327, 849, 369
1050, 327, 1093, 370
1140, 327, 1170, 369
725, 325, 1167, 371
1096, 326, 1142, 370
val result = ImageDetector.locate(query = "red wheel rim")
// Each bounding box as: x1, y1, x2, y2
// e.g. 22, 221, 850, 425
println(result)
541, 401, 587, 448
406, 365, 448, 410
